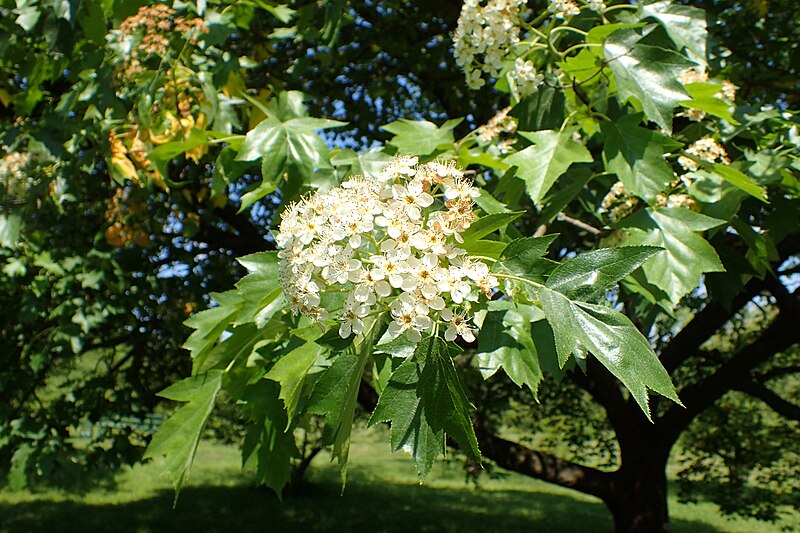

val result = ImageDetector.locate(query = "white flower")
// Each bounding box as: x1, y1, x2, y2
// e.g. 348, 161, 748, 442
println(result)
438, 266, 473, 304
441, 308, 477, 343
584, 0, 605, 13
509, 58, 544, 97
388, 297, 432, 343
404, 253, 445, 299
321, 250, 361, 284
549, 0, 580, 18
391, 182, 434, 221
339, 299, 371, 338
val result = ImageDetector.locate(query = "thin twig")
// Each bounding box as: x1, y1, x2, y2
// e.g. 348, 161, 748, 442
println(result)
556, 213, 602, 235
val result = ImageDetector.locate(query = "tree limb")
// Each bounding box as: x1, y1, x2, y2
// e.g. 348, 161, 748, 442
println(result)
660, 306, 800, 440
734, 380, 800, 422
474, 418, 614, 502
660, 277, 765, 374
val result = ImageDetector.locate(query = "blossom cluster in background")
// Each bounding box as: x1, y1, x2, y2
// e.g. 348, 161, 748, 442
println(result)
453, 0, 526, 89
678, 137, 730, 172
275, 158, 498, 343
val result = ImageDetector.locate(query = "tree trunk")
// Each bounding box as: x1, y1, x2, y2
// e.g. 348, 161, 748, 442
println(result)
606, 456, 670, 533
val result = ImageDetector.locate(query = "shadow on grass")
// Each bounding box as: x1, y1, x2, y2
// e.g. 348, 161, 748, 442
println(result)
0, 477, 724, 533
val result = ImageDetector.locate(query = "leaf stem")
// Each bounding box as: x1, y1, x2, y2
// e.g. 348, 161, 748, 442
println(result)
494, 272, 544, 288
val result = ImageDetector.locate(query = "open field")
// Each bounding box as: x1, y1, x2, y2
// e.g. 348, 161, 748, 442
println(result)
1, 427, 797, 532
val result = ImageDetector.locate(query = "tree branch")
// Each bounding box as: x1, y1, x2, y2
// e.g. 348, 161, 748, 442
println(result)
756, 365, 800, 382
474, 419, 613, 502
660, 277, 766, 374
734, 380, 800, 422
660, 306, 800, 440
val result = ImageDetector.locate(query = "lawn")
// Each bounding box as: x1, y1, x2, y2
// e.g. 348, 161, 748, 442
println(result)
1, 426, 797, 532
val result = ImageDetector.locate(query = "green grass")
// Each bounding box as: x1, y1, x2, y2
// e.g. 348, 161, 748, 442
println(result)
1, 427, 797, 532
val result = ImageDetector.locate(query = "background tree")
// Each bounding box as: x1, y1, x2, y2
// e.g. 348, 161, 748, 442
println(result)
1, 1, 798, 533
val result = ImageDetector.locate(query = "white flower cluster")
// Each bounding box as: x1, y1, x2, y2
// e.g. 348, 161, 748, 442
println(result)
600, 181, 641, 222
549, 0, 580, 19
453, 0, 527, 89
584, 0, 606, 12
275, 158, 497, 344
678, 137, 730, 172
0, 150, 31, 180
509, 58, 545, 97
476, 106, 517, 143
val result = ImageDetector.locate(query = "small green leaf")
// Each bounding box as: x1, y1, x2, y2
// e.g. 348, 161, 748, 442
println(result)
234, 251, 284, 327
504, 129, 593, 204
381, 118, 462, 156
459, 211, 523, 246
145, 370, 224, 503
546, 246, 663, 302
620, 207, 725, 305
265, 340, 323, 424
148, 130, 213, 162
703, 162, 768, 203
0, 214, 23, 249
679, 83, 739, 124
307, 350, 370, 484
601, 114, 683, 202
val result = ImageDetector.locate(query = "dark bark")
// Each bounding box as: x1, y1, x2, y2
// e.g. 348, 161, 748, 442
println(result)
606, 460, 670, 533
474, 419, 614, 501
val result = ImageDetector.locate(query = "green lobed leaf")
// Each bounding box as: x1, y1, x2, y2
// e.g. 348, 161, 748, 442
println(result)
538, 168, 594, 224
603, 28, 693, 132
416, 337, 481, 462
265, 340, 324, 425
240, 380, 298, 498
601, 114, 683, 202
703, 162, 768, 203
640, 1, 708, 64
497, 235, 559, 285
144, 370, 224, 503
619, 207, 725, 305
307, 350, 370, 484
511, 85, 566, 132
504, 129, 593, 204
193, 323, 259, 374
546, 246, 663, 302
458, 211, 523, 247
331, 148, 395, 181
381, 118, 462, 156
369, 357, 444, 479
234, 251, 285, 327
538, 288, 679, 418
183, 290, 241, 366
236, 93, 346, 209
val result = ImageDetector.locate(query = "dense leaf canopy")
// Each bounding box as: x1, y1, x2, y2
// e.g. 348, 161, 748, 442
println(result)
1, 1, 798, 531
